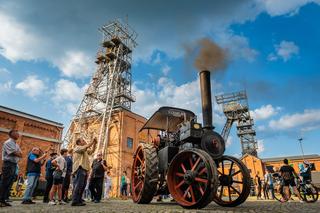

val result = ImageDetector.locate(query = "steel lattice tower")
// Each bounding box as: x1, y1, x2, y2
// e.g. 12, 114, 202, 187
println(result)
63, 19, 137, 154
215, 91, 258, 157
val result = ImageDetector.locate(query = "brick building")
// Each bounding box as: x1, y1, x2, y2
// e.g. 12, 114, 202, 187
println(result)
241, 153, 320, 181
0, 105, 63, 180
68, 108, 156, 197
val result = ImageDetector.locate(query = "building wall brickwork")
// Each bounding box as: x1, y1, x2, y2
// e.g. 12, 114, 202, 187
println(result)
0, 106, 63, 180
241, 153, 320, 182
68, 108, 157, 197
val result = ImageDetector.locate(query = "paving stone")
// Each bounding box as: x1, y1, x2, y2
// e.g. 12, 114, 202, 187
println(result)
0, 199, 318, 213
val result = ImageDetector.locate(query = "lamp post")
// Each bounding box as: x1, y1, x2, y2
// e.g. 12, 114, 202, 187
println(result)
298, 138, 305, 160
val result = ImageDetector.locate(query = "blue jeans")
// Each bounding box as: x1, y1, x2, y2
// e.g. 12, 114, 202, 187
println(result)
72, 167, 88, 204
23, 175, 39, 201
268, 184, 275, 199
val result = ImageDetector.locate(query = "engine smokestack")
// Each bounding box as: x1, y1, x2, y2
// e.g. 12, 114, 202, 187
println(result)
199, 70, 213, 130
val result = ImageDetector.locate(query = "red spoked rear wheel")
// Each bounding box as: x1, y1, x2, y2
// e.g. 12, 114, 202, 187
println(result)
131, 143, 159, 204
167, 149, 218, 209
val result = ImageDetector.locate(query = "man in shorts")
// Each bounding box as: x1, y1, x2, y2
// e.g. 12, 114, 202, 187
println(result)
280, 158, 303, 202
48, 149, 67, 205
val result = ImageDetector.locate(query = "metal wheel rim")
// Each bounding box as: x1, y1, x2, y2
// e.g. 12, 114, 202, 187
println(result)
167, 150, 213, 207
214, 156, 249, 204
131, 145, 145, 202
300, 184, 319, 203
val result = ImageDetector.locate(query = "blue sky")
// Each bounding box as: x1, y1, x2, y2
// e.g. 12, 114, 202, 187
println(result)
0, 0, 319, 158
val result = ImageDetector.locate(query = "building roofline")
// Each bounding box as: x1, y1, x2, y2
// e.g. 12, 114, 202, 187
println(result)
262, 154, 320, 162
117, 107, 148, 121
240, 153, 320, 162
0, 127, 62, 143
0, 105, 64, 128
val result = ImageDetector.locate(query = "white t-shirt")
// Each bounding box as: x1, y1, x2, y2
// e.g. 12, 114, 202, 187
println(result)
54, 155, 67, 177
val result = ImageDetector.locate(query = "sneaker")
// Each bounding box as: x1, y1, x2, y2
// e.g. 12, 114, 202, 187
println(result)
4, 202, 11, 206
21, 200, 35, 204
59, 200, 66, 205
0, 202, 7, 207
299, 200, 304, 203
62, 199, 69, 203
48, 201, 56, 205
94, 200, 100, 203
280, 198, 286, 203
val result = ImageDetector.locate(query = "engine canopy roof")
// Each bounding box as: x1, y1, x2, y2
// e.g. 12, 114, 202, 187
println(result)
140, 106, 196, 133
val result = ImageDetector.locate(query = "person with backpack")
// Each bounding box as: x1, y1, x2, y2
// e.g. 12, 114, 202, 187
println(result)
279, 158, 304, 203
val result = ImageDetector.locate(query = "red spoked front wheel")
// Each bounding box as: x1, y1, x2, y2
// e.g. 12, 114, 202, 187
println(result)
167, 148, 218, 209
213, 155, 251, 207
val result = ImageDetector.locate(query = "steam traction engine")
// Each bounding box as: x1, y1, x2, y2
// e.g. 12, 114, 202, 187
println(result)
131, 71, 251, 209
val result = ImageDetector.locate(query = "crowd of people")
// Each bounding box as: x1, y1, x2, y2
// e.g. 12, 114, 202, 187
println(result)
0, 130, 116, 208
0, 129, 315, 208
254, 158, 312, 202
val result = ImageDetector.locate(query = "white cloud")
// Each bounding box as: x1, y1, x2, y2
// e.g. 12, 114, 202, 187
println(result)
0, 12, 45, 62
15, 75, 46, 97
152, 53, 161, 64
301, 124, 320, 132
0, 0, 316, 75
132, 77, 225, 126
52, 79, 88, 115
260, 0, 320, 16
257, 125, 266, 131
276, 41, 299, 61
268, 40, 299, 62
52, 79, 86, 103
269, 109, 320, 130
54, 51, 94, 78
226, 136, 233, 148
250, 104, 281, 120
161, 64, 171, 76
0, 68, 10, 75
0, 11, 94, 78
257, 139, 265, 154
216, 31, 259, 62
0, 81, 12, 93
267, 53, 277, 61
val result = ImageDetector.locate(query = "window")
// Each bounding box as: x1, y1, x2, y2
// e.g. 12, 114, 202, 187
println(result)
127, 137, 133, 149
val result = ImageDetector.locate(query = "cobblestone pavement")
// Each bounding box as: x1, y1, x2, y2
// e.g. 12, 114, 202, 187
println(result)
0, 198, 318, 213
